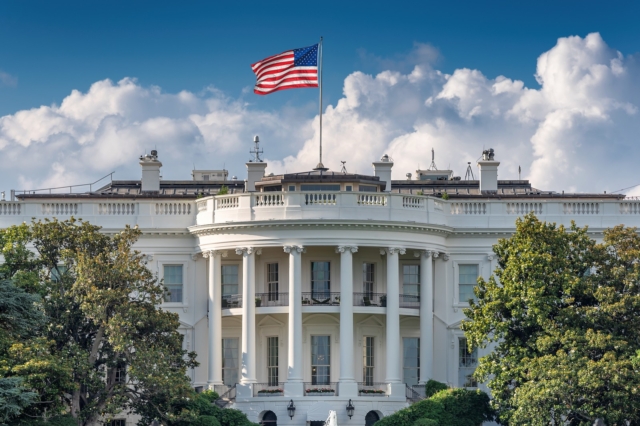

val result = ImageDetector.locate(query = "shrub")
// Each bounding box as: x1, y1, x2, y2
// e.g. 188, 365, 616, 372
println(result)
217, 185, 229, 195
14, 415, 76, 426
193, 415, 221, 426
424, 379, 448, 398
414, 419, 439, 426
441, 191, 450, 200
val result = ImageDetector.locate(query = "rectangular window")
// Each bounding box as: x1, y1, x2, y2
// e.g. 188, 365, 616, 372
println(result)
459, 264, 479, 303
267, 336, 279, 386
203, 174, 210, 181
222, 338, 239, 386
164, 265, 183, 303
359, 185, 377, 192
288, 185, 296, 191
300, 184, 340, 191
363, 263, 375, 296
311, 261, 331, 299
403, 337, 420, 386
363, 337, 375, 385
345, 185, 353, 191
403, 264, 420, 296
222, 265, 239, 305
458, 338, 478, 388
311, 335, 331, 385
267, 263, 279, 301
109, 420, 126, 426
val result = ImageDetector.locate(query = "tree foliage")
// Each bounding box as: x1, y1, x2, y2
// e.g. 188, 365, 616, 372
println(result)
0, 219, 198, 425
463, 213, 640, 425
375, 383, 493, 426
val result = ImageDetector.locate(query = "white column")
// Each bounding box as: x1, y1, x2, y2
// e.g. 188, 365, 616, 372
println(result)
337, 245, 358, 396
416, 250, 437, 384
237, 247, 256, 396
205, 250, 226, 388
382, 247, 405, 396
284, 245, 304, 397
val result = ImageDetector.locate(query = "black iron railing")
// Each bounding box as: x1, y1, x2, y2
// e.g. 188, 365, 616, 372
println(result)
357, 382, 388, 396
400, 294, 420, 309
255, 292, 289, 307
353, 293, 387, 307
214, 384, 236, 408
304, 382, 338, 396
405, 384, 423, 404
253, 382, 285, 397
221, 294, 242, 309
301, 292, 341, 306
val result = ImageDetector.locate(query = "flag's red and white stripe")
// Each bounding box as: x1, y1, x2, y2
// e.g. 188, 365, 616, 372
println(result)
251, 50, 318, 95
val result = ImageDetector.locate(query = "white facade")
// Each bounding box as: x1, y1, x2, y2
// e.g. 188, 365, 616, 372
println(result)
1, 149, 637, 426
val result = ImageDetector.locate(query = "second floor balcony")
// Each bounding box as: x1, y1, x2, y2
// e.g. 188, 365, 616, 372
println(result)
220, 292, 422, 310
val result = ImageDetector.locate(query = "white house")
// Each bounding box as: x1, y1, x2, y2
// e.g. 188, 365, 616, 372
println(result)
1, 144, 636, 426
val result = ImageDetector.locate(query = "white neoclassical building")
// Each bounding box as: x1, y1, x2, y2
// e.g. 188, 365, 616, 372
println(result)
1, 144, 637, 426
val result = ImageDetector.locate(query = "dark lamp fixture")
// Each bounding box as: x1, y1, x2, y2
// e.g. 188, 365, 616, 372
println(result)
287, 399, 296, 419
346, 399, 355, 419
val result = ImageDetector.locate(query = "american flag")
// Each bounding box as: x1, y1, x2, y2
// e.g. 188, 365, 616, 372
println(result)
251, 44, 319, 95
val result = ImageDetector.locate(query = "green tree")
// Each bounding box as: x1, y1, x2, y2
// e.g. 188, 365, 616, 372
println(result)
0, 219, 198, 425
463, 214, 640, 425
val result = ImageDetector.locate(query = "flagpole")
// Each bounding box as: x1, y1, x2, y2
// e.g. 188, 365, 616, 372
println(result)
317, 36, 325, 170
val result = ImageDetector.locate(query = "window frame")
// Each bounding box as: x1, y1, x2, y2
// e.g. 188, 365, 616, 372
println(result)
402, 336, 420, 387
362, 262, 376, 296
221, 262, 241, 306
267, 336, 279, 386
310, 335, 331, 385
222, 337, 240, 386
363, 336, 375, 385
401, 263, 420, 296
453, 260, 484, 308
266, 263, 279, 301
159, 261, 188, 307
310, 261, 331, 299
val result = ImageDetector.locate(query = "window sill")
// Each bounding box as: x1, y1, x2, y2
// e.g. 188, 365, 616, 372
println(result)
161, 302, 189, 312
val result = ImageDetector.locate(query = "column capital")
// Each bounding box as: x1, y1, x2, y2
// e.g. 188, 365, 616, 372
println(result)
235, 247, 257, 256
335, 245, 358, 254
487, 253, 495, 261
440, 253, 449, 261
202, 250, 228, 258
413, 249, 437, 258
283, 245, 305, 254
380, 247, 406, 256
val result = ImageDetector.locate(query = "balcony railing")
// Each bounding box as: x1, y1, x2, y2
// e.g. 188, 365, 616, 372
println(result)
400, 294, 420, 309
221, 294, 242, 309
255, 292, 289, 307
253, 382, 285, 397
358, 382, 388, 396
353, 292, 387, 307
304, 382, 338, 396
301, 292, 341, 306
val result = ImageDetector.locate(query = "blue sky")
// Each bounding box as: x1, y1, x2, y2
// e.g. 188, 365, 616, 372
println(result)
1, 0, 640, 194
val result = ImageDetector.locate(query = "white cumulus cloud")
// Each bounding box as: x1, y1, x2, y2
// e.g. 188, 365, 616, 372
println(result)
1, 33, 639, 196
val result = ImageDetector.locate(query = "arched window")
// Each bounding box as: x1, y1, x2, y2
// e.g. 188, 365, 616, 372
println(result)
365, 410, 380, 426
261, 410, 277, 426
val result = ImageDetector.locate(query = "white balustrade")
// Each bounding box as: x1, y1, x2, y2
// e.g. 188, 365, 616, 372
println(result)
98, 203, 136, 215
434, 201, 444, 211
0, 202, 21, 215
304, 192, 337, 205
450, 202, 486, 215
506, 202, 543, 215
619, 202, 640, 214
563, 202, 599, 215
155, 202, 192, 215
254, 194, 284, 207
402, 196, 423, 209
41, 203, 79, 215
216, 196, 239, 209
358, 194, 387, 206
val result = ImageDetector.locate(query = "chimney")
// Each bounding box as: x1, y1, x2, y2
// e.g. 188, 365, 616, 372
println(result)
477, 148, 500, 193
245, 161, 267, 192
372, 154, 394, 192
139, 150, 162, 192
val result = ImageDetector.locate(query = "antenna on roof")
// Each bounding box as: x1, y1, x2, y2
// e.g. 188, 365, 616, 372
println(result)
250, 135, 263, 162
428, 148, 438, 170
518, 165, 521, 180
464, 162, 475, 180
340, 161, 347, 174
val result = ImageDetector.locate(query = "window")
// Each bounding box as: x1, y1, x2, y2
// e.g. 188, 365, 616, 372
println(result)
311, 261, 330, 298
363, 263, 375, 296
267, 336, 279, 386
264, 185, 282, 192
109, 420, 126, 426
164, 265, 183, 303
288, 185, 296, 191
363, 337, 375, 385
222, 338, 239, 385
108, 361, 126, 385
365, 411, 380, 426
403, 264, 420, 296
359, 185, 377, 192
300, 184, 340, 191
459, 264, 479, 303
222, 265, 239, 298
203, 174, 210, 181
458, 338, 478, 388
345, 185, 353, 191
403, 337, 420, 386
267, 263, 279, 301
311, 336, 331, 385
